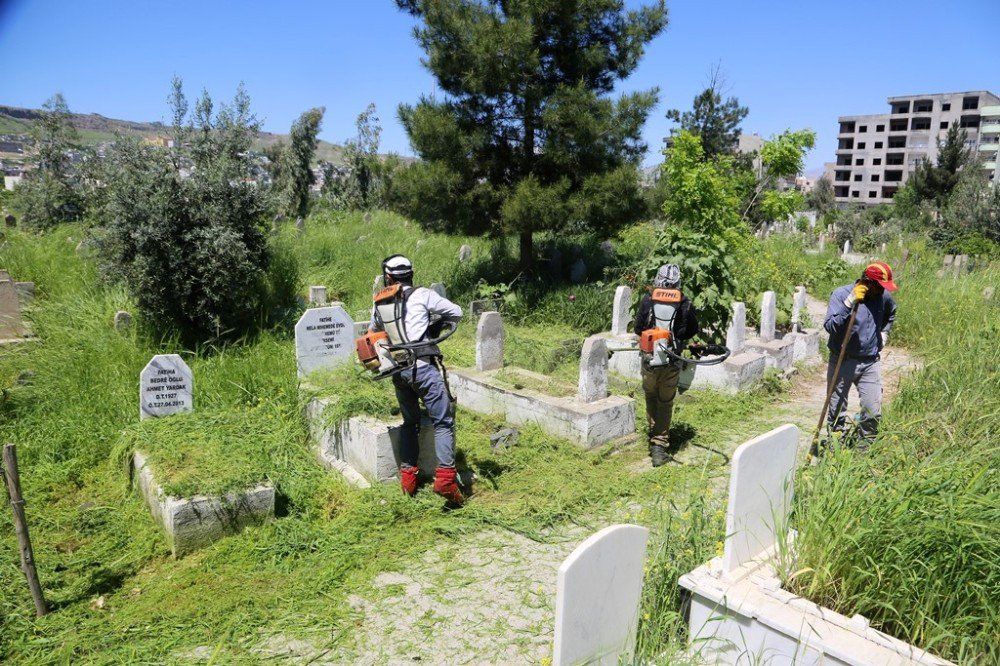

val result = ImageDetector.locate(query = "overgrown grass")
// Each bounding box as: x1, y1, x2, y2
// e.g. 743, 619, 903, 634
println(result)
790, 261, 1000, 663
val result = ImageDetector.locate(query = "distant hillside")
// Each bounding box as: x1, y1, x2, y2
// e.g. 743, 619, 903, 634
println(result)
0, 104, 346, 165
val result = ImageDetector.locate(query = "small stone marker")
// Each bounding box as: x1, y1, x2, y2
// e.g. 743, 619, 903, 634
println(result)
953, 254, 967, 279
308, 285, 328, 306
983, 286, 995, 301
599, 240, 614, 261
553, 524, 649, 666
139, 354, 193, 421
430, 282, 447, 299
14, 282, 34, 303
726, 302, 746, 354
475, 311, 504, 372
4, 214, 14, 228
294, 304, 355, 377
843, 239, 851, 255
577, 335, 609, 403
722, 423, 799, 573
372, 274, 384, 295
791, 286, 806, 333
759, 291, 777, 342
458, 244, 472, 262
610, 286, 632, 336
943, 254, 954, 267
569, 258, 586, 284
363, 211, 372, 224
880, 242, 887, 254
114, 310, 132, 332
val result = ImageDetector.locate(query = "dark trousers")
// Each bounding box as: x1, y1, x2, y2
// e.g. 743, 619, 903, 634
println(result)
392, 360, 456, 468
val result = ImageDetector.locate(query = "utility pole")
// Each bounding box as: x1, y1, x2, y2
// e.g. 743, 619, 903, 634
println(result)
2, 443, 48, 617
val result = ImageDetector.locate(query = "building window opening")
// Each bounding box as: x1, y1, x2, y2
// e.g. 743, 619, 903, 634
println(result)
962, 96, 979, 110
855, 158, 864, 165
891, 102, 910, 114
874, 141, 883, 149
959, 115, 980, 129
942, 103, 951, 111
940, 121, 949, 129
885, 170, 903, 182
873, 158, 882, 165
876, 124, 885, 132
859, 125, 868, 132
872, 174, 880, 182
913, 100, 933, 113
838, 138, 854, 150
837, 155, 852, 166
853, 174, 862, 182
888, 136, 906, 149
886, 153, 904, 165
857, 142, 866, 149
852, 191, 860, 198
869, 191, 878, 198
839, 121, 856, 134
911, 118, 931, 131
890, 119, 908, 132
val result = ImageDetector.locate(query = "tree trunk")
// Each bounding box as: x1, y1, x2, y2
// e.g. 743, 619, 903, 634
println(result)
519, 231, 534, 275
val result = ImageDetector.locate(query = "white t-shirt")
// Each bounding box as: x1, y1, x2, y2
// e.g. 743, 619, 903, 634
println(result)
369, 286, 463, 341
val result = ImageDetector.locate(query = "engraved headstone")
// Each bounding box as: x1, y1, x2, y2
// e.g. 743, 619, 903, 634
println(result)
726, 302, 746, 354
553, 524, 649, 666
578, 335, 609, 403
458, 244, 472, 262
759, 291, 777, 342
722, 424, 799, 572
880, 242, 887, 254
309, 286, 328, 306
294, 305, 355, 377
139, 354, 193, 421
475, 311, 504, 372
610, 286, 632, 336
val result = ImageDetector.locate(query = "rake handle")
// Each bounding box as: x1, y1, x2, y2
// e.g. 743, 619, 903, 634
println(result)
813, 304, 860, 446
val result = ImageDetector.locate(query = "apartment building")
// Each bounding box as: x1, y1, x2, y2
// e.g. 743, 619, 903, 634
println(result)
824, 90, 1000, 205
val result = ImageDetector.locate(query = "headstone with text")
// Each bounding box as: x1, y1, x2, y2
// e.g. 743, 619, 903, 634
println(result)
295, 305, 355, 377
140, 354, 193, 421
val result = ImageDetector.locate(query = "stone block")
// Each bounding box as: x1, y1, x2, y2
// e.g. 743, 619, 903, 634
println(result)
14, 282, 34, 303
610, 285, 632, 336
722, 424, 799, 572
133, 451, 274, 557
0, 278, 27, 340
745, 336, 794, 371
553, 524, 649, 666
458, 244, 472, 262
577, 335, 609, 403
782, 328, 821, 365
790, 286, 806, 332
475, 311, 504, 371
449, 367, 635, 449
605, 334, 641, 380
689, 351, 766, 393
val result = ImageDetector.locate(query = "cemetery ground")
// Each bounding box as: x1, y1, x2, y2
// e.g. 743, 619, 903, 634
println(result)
0, 213, 997, 664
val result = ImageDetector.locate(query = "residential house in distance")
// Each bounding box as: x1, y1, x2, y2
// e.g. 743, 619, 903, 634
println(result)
824, 90, 1000, 205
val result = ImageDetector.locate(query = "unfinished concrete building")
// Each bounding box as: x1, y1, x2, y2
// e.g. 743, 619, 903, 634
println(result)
824, 91, 1000, 205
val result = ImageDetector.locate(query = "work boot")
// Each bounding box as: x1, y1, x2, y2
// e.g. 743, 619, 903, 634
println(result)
400, 466, 419, 496
649, 443, 671, 467
433, 467, 465, 506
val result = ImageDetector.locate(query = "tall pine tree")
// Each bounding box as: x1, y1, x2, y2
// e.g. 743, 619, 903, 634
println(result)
394, 0, 667, 272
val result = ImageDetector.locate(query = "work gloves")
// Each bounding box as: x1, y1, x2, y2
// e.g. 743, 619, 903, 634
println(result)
844, 283, 869, 308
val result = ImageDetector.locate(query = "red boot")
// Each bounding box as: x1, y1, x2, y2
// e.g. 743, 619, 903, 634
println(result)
400, 466, 419, 496
433, 467, 465, 506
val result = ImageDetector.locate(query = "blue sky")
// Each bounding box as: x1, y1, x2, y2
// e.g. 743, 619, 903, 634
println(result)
1, 0, 997, 174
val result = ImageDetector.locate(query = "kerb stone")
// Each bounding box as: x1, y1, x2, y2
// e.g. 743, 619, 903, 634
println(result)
475, 311, 504, 371
577, 335, 609, 403
553, 524, 649, 666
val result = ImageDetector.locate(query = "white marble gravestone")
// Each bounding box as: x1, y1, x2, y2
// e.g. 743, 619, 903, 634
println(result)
791, 286, 806, 332
553, 524, 649, 666
578, 335, 609, 403
610, 286, 632, 336
722, 423, 799, 573
475, 311, 504, 372
458, 244, 472, 262
140, 354, 193, 421
759, 291, 777, 342
294, 305, 355, 377
309, 285, 328, 306
726, 302, 746, 354
843, 239, 851, 255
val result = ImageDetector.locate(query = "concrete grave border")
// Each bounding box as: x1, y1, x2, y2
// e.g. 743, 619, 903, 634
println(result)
132, 451, 274, 557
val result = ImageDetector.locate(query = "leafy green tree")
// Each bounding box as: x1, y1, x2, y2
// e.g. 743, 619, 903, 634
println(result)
96, 80, 283, 343
340, 103, 384, 209
739, 128, 816, 227
393, 0, 667, 272
12, 93, 84, 228
807, 176, 835, 215
909, 124, 972, 210
281, 107, 325, 220
665, 68, 749, 160
936, 167, 1000, 251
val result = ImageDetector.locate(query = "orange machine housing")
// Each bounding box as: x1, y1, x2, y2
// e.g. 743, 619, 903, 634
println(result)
651, 288, 681, 304
355, 330, 389, 370
640, 328, 671, 353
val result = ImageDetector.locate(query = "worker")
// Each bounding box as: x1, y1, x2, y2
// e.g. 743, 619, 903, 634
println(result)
822, 261, 898, 447
634, 264, 699, 466
369, 255, 466, 505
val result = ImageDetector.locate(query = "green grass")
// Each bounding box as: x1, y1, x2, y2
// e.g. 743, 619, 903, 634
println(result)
789, 260, 1000, 664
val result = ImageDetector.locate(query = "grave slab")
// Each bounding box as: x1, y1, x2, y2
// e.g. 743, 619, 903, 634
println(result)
744, 336, 794, 371
449, 367, 635, 449
132, 451, 274, 557
553, 524, 649, 666
782, 328, 822, 365
475, 311, 504, 372
139, 354, 193, 421
294, 305, 354, 377
688, 351, 767, 393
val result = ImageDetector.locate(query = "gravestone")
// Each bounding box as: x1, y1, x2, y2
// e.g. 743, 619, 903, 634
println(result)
14, 282, 34, 303
759, 291, 777, 342
309, 285, 328, 306
553, 524, 649, 666
475, 311, 504, 372
0, 278, 27, 340
942, 254, 954, 267
818, 234, 825, 252
726, 302, 746, 353
415, 239, 425, 251
610, 286, 632, 336
722, 424, 799, 573
4, 214, 14, 228
577, 335, 609, 403
569, 258, 586, 284
984, 286, 995, 301
458, 244, 472, 262
599, 240, 614, 261
295, 217, 305, 235
429, 282, 447, 299
791, 286, 806, 333
372, 274, 384, 295
953, 254, 967, 279
294, 304, 355, 377
114, 310, 132, 332
842, 239, 851, 255
139, 354, 193, 421
880, 242, 887, 254
363, 212, 372, 224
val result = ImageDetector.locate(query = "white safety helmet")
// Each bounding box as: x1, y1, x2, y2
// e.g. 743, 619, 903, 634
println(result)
382, 254, 414, 282
654, 263, 681, 289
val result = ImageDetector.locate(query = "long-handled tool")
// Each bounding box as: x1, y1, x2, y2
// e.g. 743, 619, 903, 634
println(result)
809, 302, 859, 459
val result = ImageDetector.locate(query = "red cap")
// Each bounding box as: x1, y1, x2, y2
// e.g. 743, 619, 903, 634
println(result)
863, 261, 898, 291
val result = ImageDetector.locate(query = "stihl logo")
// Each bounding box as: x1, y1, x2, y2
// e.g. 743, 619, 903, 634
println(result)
651, 288, 681, 304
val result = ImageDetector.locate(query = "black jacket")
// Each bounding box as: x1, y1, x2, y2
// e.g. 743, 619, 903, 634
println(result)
634, 292, 700, 341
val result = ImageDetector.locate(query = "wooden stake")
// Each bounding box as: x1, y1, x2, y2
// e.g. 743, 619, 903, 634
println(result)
2, 443, 48, 617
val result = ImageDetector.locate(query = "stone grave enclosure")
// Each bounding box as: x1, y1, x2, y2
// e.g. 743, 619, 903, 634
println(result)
0, 268, 34, 344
